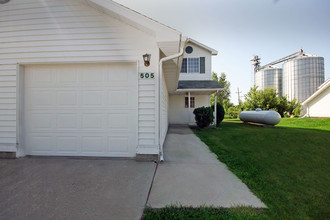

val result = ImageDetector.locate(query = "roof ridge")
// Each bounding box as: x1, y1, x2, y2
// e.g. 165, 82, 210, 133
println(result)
109, 0, 180, 33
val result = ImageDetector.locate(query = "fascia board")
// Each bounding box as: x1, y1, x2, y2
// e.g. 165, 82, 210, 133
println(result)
188, 38, 218, 55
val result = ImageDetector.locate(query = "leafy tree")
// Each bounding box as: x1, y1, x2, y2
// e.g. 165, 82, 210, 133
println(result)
227, 106, 240, 119
277, 96, 289, 117
287, 98, 302, 116
211, 72, 231, 105
260, 87, 279, 110
243, 86, 302, 117
244, 85, 263, 110
222, 99, 234, 114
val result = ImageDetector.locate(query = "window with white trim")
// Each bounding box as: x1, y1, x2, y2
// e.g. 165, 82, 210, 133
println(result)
181, 57, 205, 73
185, 97, 195, 108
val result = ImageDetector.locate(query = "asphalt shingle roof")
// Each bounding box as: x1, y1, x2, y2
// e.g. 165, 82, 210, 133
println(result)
177, 80, 223, 90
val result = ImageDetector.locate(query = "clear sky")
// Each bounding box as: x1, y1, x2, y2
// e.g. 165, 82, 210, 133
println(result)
114, 0, 330, 104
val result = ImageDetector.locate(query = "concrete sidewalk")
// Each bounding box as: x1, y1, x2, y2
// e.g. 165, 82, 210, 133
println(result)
147, 125, 266, 208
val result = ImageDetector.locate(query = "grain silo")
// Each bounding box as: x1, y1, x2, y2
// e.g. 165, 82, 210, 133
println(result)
282, 55, 324, 102
255, 65, 283, 96
252, 50, 325, 102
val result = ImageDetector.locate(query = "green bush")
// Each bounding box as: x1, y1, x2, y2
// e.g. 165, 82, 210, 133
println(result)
211, 103, 225, 126
228, 106, 240, 119
193, 106, 214, 128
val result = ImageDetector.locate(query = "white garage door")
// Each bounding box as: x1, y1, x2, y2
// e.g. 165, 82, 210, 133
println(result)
24, 63, 137, 157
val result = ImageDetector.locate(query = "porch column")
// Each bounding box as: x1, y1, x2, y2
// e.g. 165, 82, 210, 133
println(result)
214, 91, 218, 126
188, 91, 191, 124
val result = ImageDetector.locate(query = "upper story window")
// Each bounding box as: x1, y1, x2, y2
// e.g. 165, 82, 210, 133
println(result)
188, 58, 199, 72
181, 57, 205, 74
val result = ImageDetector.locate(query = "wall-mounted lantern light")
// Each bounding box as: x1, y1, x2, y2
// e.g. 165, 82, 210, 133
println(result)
143, 53, 151, 67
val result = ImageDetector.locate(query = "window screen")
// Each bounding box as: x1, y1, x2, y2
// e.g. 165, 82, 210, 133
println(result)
200, 57, 205, 73
181, 58, 187, 73
188, 58, 199, 73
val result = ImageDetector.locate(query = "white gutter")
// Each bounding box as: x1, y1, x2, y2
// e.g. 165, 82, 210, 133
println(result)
158, 36, 187, 162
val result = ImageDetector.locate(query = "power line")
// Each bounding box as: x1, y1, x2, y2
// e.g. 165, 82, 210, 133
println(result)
236, 88, 242, 103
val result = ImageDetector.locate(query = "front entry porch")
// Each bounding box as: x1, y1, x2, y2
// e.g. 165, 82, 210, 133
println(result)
168, 80, 223, 125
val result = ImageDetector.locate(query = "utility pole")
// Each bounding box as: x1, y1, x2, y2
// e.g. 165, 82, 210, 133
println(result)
236, 88, 241, 104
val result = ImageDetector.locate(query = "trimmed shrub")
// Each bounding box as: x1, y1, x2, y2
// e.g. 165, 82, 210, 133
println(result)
193, 106, 214, 128
211, 103, 225, 126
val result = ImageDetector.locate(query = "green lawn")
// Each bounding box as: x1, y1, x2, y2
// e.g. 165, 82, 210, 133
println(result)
143, 118, 330, 219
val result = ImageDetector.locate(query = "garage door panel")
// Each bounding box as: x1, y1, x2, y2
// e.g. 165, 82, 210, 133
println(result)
56, 91, 77, 105
24, 63, 137, 157
56, 136, 78, 153
82, 91, 103, 105
82, 114, 104, 129
26, 113, 54, 130
56, 114, 78, 129
26, 136, 54, 153
27, 90, 54, 106
81, 136, 104, 153
108, 137, 129, 153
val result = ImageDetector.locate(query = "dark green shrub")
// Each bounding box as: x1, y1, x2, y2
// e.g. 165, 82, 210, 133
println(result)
211, 103, 225, 126
193, 106, 214, 128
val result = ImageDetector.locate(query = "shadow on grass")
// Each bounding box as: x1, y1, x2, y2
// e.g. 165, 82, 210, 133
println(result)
222, 119, 330, 133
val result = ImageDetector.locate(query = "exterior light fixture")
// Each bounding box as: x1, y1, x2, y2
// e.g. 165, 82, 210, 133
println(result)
143, 53, 151, 67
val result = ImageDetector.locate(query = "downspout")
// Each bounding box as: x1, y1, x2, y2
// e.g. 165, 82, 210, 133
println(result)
158, 36, 186, 162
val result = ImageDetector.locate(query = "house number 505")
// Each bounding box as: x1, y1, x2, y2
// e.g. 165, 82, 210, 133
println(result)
140, 73, 154, 79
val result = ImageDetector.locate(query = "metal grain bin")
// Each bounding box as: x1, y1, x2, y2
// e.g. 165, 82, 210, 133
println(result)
282, 55, 324, 102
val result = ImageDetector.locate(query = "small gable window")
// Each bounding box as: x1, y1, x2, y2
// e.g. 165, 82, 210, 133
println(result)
185, 46, 193, 54
185, 97, 195, 108
181, 57, 205, 74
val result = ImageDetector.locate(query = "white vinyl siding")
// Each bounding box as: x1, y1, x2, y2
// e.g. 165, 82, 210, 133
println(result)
0, 0, 158, 155
0, 64, 17, 151
138, 79, 156, 146
305, 86, 330, 117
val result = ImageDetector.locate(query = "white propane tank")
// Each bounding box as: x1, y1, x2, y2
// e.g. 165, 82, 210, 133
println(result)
239, 109, 281, 125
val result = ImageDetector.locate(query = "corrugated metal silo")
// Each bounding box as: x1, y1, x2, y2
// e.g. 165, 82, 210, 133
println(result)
254, 69, 265, 90
282, 55, 324, 102
254, 65, 283, 96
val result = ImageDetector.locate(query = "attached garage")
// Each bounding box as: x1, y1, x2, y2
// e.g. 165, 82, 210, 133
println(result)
0, 0, 185, 159
22, 63, 138, 157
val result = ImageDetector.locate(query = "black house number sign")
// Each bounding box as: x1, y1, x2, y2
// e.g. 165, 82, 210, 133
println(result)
140, 73, 154, 79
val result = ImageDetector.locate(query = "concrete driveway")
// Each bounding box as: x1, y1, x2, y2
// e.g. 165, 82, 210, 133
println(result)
0, 158, 156, 220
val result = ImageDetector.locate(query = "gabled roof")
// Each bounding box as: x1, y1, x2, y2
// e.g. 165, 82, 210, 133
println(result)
187, 38, 218, 55
85, 0, 181, 42
302, 78, 330, 105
